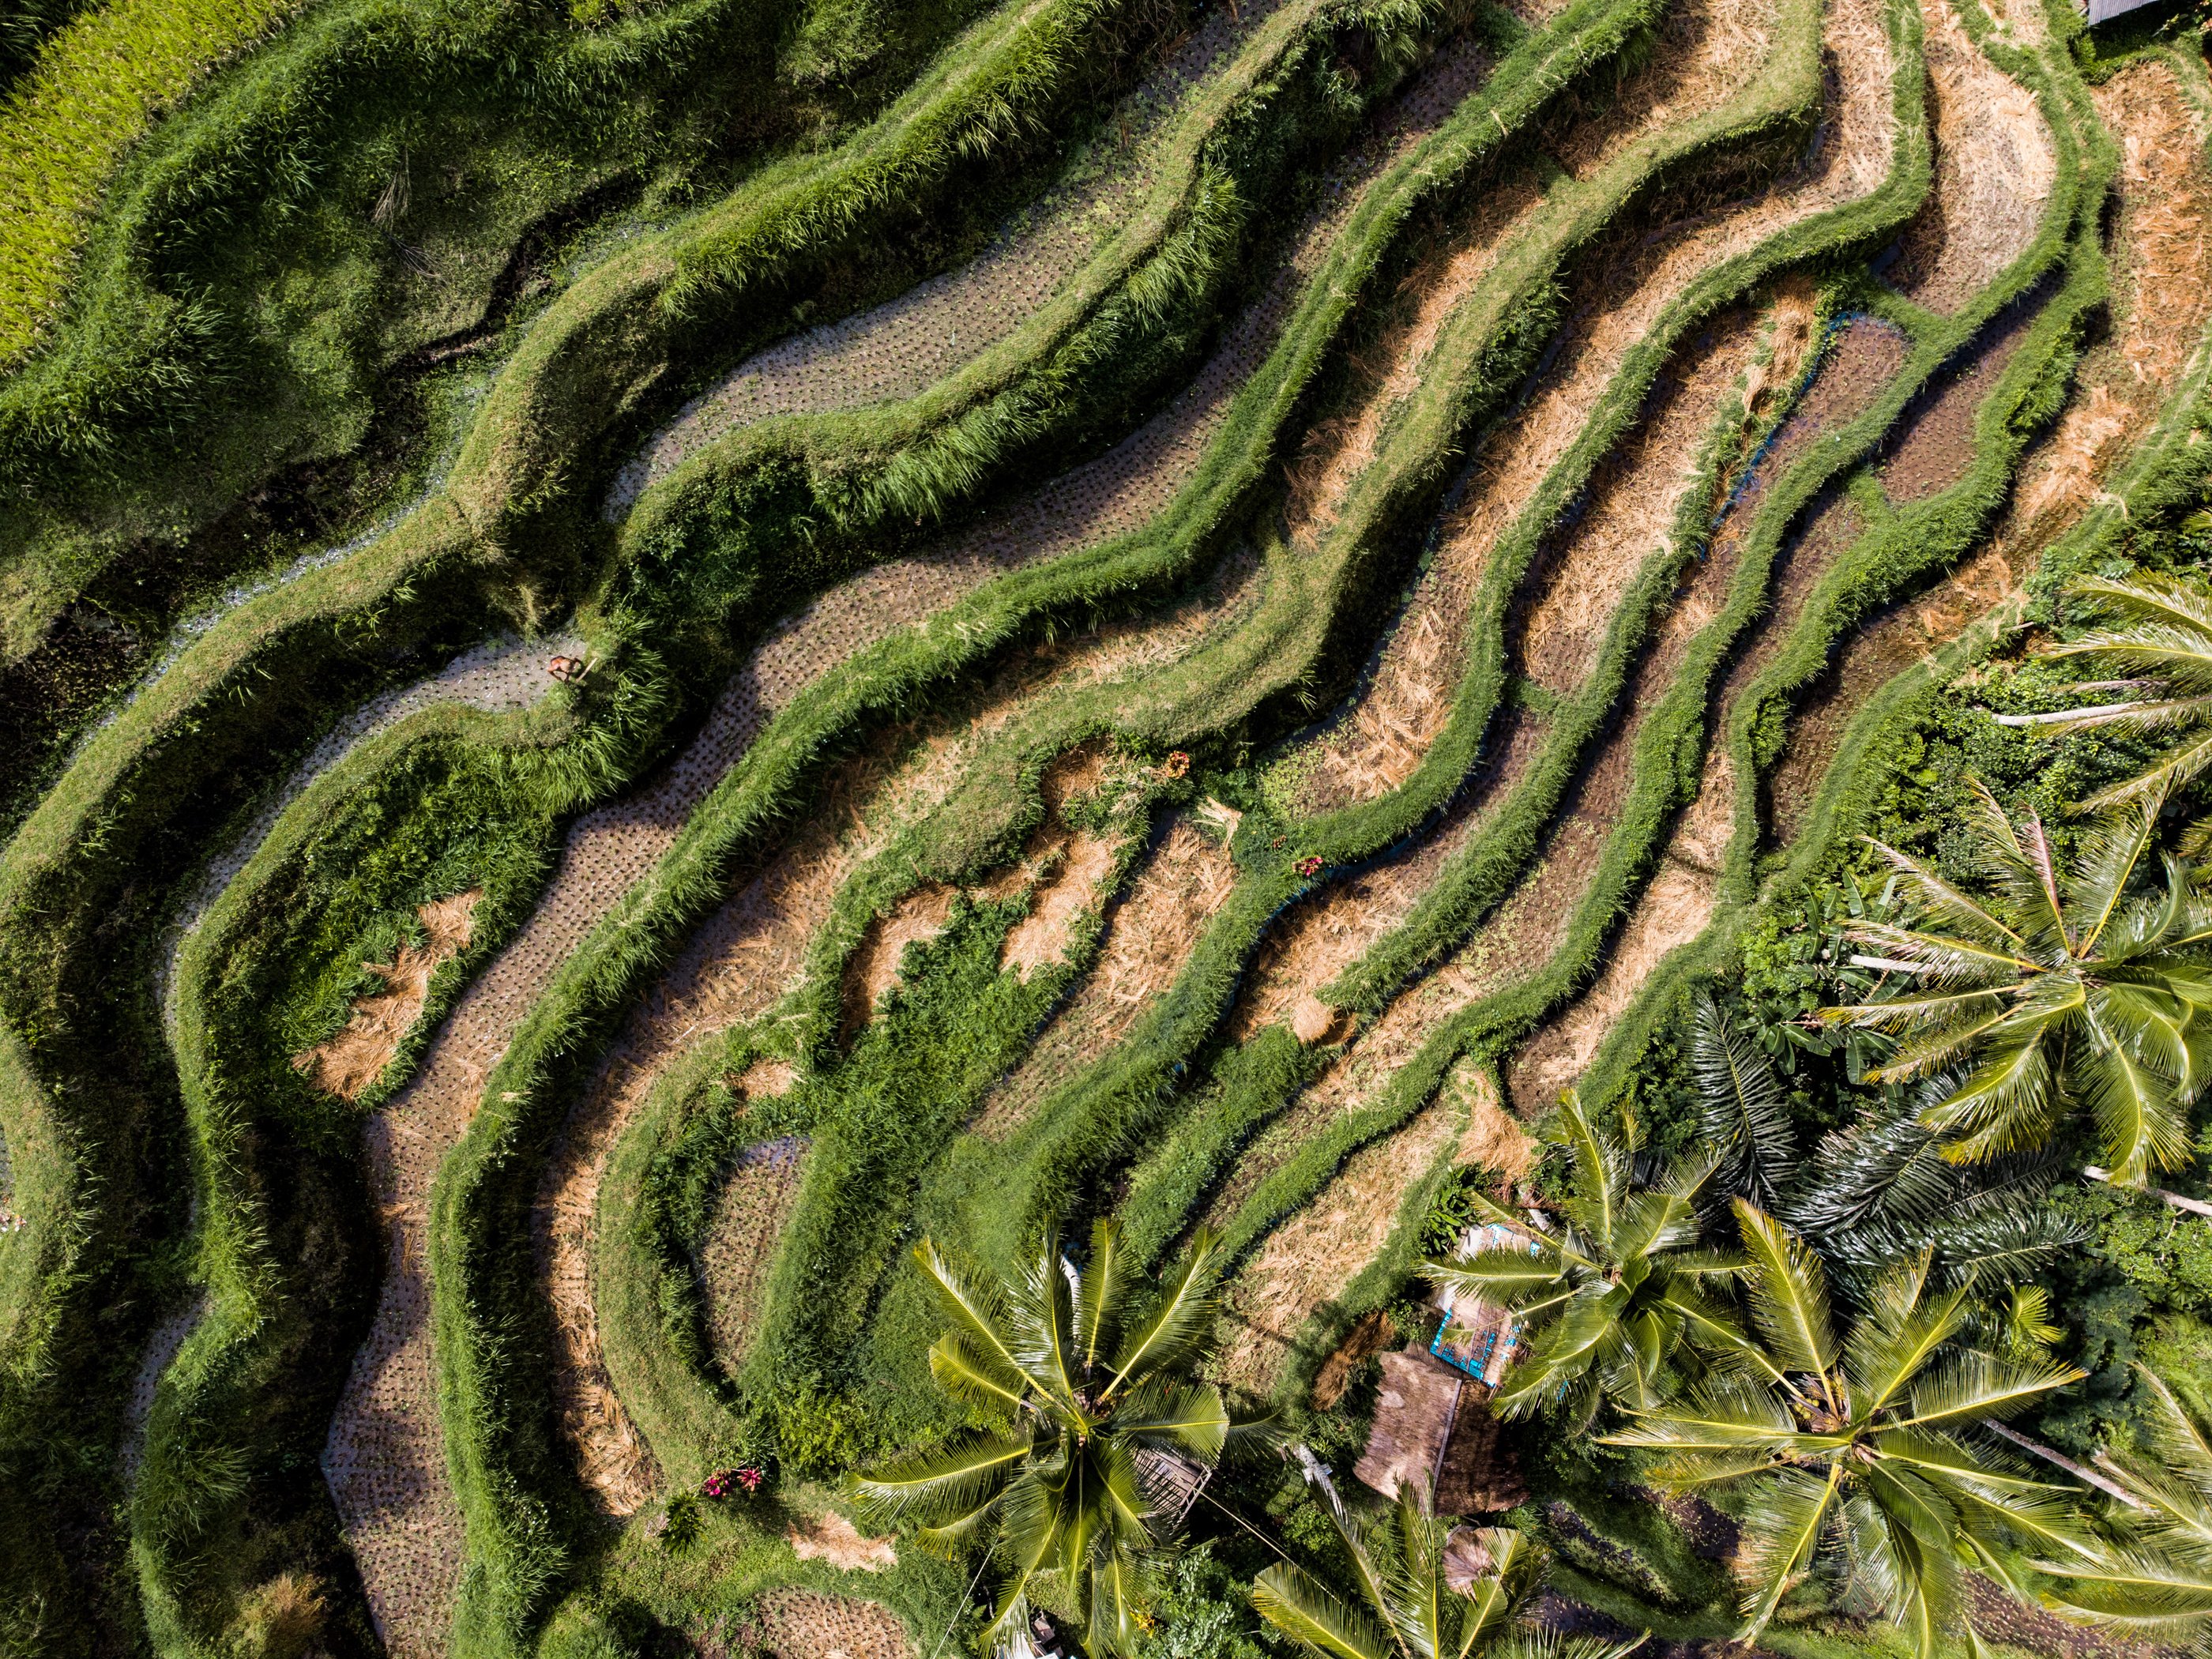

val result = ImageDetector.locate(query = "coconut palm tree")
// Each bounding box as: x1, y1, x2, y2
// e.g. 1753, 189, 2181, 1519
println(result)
2036, 1364, 2212, 1648
1990, 571, 2212, 812
847, 1221, 1265, 1657
1251, 1480, 1635, 1659
1602, 1200, 2090, 1659
1816, 777, 2212, 1184
1420, 1091, 1747, 1425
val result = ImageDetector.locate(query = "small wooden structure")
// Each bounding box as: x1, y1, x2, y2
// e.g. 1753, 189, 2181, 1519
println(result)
1134, 1446, 1212, 1529
1429, 1221, 1538, 1386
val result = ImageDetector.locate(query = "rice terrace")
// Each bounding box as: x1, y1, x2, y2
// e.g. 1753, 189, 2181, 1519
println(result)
22, 0, 2212, 1650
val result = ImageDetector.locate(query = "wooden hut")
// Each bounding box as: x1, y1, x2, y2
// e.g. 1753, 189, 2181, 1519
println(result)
1353, 1345, 1526, 1514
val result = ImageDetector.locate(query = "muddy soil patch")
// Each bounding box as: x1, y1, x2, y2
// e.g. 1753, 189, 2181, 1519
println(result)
701, 1138, 811, 1385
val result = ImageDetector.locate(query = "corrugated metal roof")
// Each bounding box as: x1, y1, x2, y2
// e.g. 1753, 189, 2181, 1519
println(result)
2086, 0, 2161, 24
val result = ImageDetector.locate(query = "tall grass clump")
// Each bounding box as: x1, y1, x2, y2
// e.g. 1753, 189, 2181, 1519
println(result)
0, 0, 308, 371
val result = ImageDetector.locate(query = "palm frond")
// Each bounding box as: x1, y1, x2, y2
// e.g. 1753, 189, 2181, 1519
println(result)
930, 1332, 1030, 1416
1734, 1201, 1838, 1380
1007, 1226, 1084, 1408
2055, 571, 2212, 641
2076, 1018, 2195, 1185
1251, 1563, 1395, 1659
2078, 727, 2212, 812
2072, 800, 2165, 955
1692, 993, 1793, 1204
1736, 1462, 1845, 1640
1112, 1375, 1231, 1462
915, 1239, 1032, 1399
1899, 1349, 2086, 1429
1076, 1217, 1127, 1373
846, 1431, 1029, 1527
1104, 1228, 1226, 1394
1552, 1091, 1623, 1251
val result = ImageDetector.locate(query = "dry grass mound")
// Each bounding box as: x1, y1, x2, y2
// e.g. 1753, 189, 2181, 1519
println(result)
292, 890, 480, 1101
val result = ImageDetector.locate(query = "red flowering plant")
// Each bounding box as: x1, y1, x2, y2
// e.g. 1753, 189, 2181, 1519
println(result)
702, 1465, 766, 1502
1295, 855, 1323, 878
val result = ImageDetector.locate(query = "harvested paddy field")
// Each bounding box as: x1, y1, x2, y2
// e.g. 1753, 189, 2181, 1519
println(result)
5, 0, 2211, 1653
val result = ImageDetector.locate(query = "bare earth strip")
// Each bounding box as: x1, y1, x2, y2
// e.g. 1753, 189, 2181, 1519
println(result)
1212, 314, 1913, 1394
1506, 316, 1909, 1104
1236, 299, 1778, 1037
604, 0, 1307, 513
1206, 319, 1809, 1386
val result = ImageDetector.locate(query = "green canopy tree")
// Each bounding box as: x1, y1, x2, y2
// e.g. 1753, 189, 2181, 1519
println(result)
1602, 1200, 2090, 1659
2036, 1364, 2212, 1648
1817, 778, 2212, 1184
1420, 1091, 1747, 1425
847, 1221, 1265, 1656
1251, 1482, 1636, 1659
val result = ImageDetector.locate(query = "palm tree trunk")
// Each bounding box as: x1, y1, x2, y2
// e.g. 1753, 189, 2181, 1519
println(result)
1987, 1423, 2148, 1510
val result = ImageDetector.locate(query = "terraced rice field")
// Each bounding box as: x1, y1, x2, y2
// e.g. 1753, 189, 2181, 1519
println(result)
4, 0, 2211, 1652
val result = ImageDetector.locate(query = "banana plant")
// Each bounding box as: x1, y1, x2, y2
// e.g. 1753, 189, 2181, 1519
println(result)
1818, 778, 2212, 1184
1602, 1201, 2091, 1659
847, 1221, 1267, 1657
1420, 1091, 1748, 1425
1251, 1480, 1639, 1659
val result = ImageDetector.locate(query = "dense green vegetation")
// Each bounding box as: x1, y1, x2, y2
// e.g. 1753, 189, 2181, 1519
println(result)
10, 0, 2212, 1653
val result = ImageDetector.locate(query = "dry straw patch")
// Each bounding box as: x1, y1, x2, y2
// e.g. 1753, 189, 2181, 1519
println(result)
1889, 0, 2055, 314
754, 1589, 916, 1659
1552, 0, 1782, 182
1508, 859, 1714, 1104
1001, 831, 1123, 977
974, 818, 1238, 1138
2020, 62, 2212, 522
1312, 1307, 1398, 1408
1232, 709, 1548, 1040
1213, 1097, 1461, 1397
787, 1509, 899, 1571
845, 885, 962, 1032
293, 890, 481, 1101
1215, 1062, 1510, 1400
